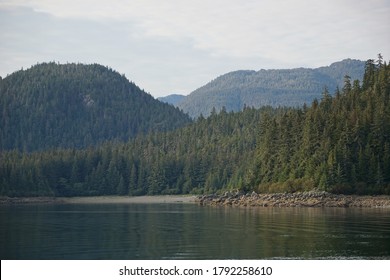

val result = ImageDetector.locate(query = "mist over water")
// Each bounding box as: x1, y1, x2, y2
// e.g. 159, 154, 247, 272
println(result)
1, 203, 389, 259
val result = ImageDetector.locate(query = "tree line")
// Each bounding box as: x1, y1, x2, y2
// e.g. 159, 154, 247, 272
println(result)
251, 56, 389, 194
0, 56, 389, 197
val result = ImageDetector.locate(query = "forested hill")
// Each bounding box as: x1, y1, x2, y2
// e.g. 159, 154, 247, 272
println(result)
0, 63, 192, 151
1, 57, 389, 197
177, 59, 365, 118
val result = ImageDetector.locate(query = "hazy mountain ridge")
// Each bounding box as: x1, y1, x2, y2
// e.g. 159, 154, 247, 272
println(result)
174, 59, 365, 118
0, 62, 192, 151
157, 94, 186, 106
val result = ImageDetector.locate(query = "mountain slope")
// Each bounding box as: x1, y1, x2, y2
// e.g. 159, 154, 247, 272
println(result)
177, 59, 365, 118
157, 94, 186, 106
1, 58, 389, 197
0, 62, 191, 151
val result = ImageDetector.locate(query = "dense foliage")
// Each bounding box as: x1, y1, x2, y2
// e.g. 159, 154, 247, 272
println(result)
0, 63, 191, 151
177, 59, 365, 118
0, 106, 270, 196
251, 57, 390, 194
0, 57, 388, 197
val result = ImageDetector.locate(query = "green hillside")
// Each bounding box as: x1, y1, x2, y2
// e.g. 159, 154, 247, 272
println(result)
1, 57, 389, 197
0, 63, 191, 151
177, 59, 365, 118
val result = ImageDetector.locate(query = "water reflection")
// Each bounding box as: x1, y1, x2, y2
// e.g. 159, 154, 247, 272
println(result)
1, 204, 389, 259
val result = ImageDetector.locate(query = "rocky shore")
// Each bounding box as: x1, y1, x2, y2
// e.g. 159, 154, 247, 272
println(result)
2, 193, 390, 208
196, 191, 390, 208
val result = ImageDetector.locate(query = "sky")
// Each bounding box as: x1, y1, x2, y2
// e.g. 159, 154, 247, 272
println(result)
0, 0, 389, 97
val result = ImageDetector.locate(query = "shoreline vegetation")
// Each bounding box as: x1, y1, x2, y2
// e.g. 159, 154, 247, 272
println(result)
1, 191, 390, 208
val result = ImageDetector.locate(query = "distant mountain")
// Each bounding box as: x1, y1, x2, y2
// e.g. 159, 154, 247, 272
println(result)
158, 94, 186, 106
0, 62, 192, 151
177, 59, 365, 118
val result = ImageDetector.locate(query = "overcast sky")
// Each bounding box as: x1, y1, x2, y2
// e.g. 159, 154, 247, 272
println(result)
0, 0, 389, 97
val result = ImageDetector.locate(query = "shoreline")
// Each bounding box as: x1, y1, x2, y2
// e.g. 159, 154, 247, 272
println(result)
197, 191, 390, 208
2, 192, 390, 208
0, 195, 197, 205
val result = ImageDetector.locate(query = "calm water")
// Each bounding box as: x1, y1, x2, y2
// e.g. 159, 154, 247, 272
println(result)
1, 203, 390, 259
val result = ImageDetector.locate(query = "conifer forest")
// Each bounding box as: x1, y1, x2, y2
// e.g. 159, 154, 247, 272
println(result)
1, 56, 389, 197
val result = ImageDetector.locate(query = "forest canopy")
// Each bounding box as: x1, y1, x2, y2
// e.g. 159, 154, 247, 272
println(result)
0, 62, 191, 152
0, 56, 389, 197
177, 59, 365, 118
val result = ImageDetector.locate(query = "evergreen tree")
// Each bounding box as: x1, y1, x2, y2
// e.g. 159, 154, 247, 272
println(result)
1, 57, 389, 197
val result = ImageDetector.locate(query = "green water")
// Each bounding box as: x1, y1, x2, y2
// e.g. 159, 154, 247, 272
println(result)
1, 203, 389, 259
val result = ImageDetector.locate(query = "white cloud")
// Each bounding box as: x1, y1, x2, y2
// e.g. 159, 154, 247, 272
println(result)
0, 0, 389, 96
